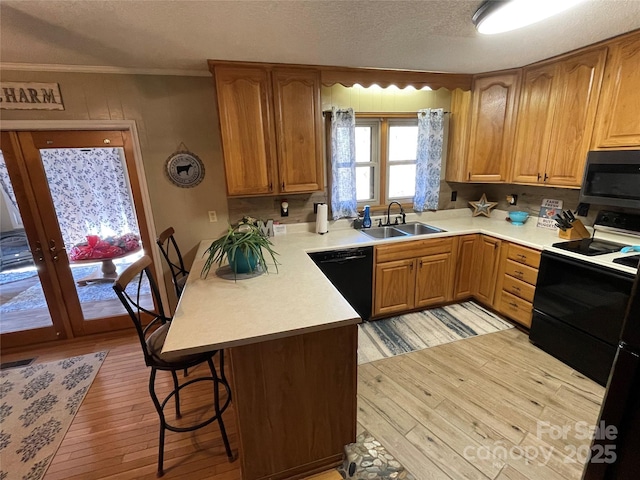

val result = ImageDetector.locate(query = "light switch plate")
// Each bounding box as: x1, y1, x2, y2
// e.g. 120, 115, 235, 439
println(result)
208, 210, 217, 222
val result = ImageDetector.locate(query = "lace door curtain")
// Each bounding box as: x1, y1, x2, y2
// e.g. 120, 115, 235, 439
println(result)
414, 108, 444, 212
0, 151, 19, 210
330, 107, 359, 220
39, 148, 139, 247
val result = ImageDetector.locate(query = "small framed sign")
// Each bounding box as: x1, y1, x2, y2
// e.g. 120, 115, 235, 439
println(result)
165, 147, 205, 188
0, 82, 64, 110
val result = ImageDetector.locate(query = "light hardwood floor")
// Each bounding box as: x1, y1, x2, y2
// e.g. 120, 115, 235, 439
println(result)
1, 326, 604, 480
358, 327, 605, 480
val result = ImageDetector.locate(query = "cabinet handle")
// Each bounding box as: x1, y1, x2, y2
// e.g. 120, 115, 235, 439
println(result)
543, 173, 549, 182
419, 259, 423, 268
511, 286, 521, 292
508, 301, 519, 309
410, 263, 414, 272
517, 254, 527, 261
537, 173, 541, 181
282, 181, 285, 190
468, 172, 471, 180
514, 270, 524, 278
269, 182, 273, 191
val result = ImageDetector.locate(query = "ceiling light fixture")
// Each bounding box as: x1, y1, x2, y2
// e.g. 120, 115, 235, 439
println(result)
473, 0, 585, 35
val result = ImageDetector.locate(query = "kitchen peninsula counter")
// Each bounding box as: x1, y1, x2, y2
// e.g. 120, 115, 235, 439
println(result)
163, 209, 568, 356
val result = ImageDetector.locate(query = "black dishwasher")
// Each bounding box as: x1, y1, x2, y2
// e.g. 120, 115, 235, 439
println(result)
308, 246, 373, 321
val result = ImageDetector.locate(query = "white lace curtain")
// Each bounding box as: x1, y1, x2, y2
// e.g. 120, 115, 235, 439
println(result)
330, 107, 359, 219
414, 108, 445, 211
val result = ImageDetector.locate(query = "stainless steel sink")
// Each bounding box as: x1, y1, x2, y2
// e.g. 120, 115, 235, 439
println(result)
359, 226, 410, 239
395, 222, 444, 235
359, 222, 444, 239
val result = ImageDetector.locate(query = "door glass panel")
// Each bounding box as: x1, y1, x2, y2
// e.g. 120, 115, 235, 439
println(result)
38, 147, 150, 319
0, 151, 55, 334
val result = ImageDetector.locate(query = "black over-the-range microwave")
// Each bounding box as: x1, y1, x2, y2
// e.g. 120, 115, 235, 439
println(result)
579, 150, 640, 210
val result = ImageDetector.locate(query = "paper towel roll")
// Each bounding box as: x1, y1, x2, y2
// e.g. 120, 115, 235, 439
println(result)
316, 203, 328, 234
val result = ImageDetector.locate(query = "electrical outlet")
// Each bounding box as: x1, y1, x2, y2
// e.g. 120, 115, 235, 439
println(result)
208, 210, 217, 222
451, 191, 457, 202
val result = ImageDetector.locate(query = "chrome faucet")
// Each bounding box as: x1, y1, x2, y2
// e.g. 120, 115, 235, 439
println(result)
386, 201, 406, 226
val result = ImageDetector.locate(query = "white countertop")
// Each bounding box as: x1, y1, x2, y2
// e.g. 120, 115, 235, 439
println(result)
163, 209, 638, 355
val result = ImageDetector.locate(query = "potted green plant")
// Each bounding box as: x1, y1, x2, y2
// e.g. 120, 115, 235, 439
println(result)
201, 217, 279, 279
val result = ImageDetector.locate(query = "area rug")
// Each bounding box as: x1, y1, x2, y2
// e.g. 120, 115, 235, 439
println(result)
0, 269, 38, 286
0, 351, 108, 480
0, 264, 148, 314
358, 301, 513, 364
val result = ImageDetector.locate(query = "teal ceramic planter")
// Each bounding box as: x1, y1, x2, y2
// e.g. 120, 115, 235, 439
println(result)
230, 250, 258, 274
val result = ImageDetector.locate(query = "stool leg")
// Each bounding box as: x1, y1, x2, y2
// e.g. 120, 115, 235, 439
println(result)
170, 370, 181, 418
208, 358, 233, 461
148, 368, 166, 477
219, 350, 231, 403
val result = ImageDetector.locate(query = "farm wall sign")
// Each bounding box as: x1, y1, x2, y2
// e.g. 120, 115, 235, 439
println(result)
0, 82, 65, 110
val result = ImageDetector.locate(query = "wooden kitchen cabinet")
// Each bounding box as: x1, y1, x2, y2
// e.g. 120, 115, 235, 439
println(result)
465, 71, 520, 183
592, 31, 640, 149
374, 258, 415, 316
495, 242, 541, 328
373, 237, 456, 317
213, 64, 324, 196
511, 48, 607, 187
473, 235, 502, 306
214, 66, 276, 196
511, 62, 557, 184
453, 234, 478, 300
445, 89, 472, 182
272, 68, 324, 193
545, 47, 606, 186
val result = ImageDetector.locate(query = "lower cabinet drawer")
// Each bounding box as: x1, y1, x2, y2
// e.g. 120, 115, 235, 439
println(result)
499, 291, 533, 327
504, 259, 538, 285
501, 274, 535, 302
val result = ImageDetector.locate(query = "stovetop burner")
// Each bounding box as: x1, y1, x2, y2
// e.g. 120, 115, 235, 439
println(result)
552, 238, 625, 256
613, 254, 640, 268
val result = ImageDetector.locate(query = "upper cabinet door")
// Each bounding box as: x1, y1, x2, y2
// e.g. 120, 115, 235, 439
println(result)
466, 72, 520, 183
272, 68, 324, 193
511, 63, 557, 184
592, 32, 640, 149
214, 66, 277, 196
545, 48, 607, 187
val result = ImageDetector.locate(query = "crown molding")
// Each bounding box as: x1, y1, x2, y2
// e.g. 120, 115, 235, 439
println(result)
0, 63, 211, 77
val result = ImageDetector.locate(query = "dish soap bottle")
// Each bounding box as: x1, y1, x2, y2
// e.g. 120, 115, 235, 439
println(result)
362, 205, 372, 228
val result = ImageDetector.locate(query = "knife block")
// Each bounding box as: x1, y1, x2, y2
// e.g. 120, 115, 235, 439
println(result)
558, 219, 591, 240
558, 228, 583, 240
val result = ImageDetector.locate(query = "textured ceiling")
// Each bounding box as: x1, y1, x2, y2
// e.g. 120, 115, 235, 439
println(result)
1, 0, 640, 74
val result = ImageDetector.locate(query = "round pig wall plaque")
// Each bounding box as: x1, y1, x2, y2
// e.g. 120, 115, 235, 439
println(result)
165, 150, 205, 188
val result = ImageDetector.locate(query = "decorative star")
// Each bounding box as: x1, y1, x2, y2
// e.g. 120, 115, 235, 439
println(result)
469, 193, 498, 217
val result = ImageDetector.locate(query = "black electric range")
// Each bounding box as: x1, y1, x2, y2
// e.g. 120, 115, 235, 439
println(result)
553, 211, 640, 258
613, 254, 640, 268
552, 238, 625, 256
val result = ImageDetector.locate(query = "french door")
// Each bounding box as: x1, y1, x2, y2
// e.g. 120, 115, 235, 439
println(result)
0, 130, 155, 348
